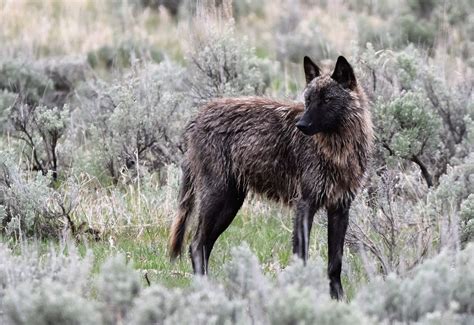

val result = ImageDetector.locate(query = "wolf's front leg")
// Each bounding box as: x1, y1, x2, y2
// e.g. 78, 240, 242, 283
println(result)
292, 199, 318, 263
327, 202, 350, 300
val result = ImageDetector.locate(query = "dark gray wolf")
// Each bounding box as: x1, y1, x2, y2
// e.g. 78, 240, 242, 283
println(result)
169, 56, 373, 299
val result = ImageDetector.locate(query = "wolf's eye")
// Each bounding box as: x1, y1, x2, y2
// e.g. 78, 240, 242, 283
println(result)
324, 97, 331, 103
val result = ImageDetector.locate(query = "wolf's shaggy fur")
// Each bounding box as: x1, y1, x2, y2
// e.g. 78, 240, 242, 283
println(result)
169, 56, 373, 299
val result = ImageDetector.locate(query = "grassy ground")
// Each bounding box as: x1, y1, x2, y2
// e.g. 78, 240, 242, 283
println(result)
82, 210, 299, 286
73, 204, 366, 299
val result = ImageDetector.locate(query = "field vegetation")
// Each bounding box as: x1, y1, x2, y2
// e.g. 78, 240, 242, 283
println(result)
0, 0, 472, 323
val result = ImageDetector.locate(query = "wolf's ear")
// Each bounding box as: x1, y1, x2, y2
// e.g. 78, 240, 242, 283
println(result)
331, 56, 357, 90
304, 56, 320, 84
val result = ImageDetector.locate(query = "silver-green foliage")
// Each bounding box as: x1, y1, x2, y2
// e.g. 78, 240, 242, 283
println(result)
428, 153, 474, 246
187, 25, 266, 104
355, 244, 474, 323
357, 44, 472, 186
0, 154, 78, 238
6, 102, 70, 178
0, 243, 97, 325
4, 281, 100, 325
274, 1, 335, 63
0, 242, 473, 324
73, 61, 189, 182
97, 254, 141, 324
0, 60, 53, 105
375, 90, 440, 159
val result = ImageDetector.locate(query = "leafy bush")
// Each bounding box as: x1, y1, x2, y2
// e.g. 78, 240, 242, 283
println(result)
0, 242, 96, 325
97, 254, 141, 324
274, 2, 334, 63
4, 281, 100, 325
356, 44, 472, 186
374, 90, 441, 186
0, 60, 53, 106
355, 244, 474, 322
186, 25, 266, 104
348, 171, 436, 276
427, 153, 474, 246
73, 61, 189, 183
0, 90, 16, 132
0, 241, 473, 324
0, 58, 92, 177
0, 154, 80, 238
8, 103, 69, 179
460, 194, 474, 244
87, 40, 164, 70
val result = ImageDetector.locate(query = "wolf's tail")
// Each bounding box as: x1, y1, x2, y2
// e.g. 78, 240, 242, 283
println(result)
169, 161, 195, 260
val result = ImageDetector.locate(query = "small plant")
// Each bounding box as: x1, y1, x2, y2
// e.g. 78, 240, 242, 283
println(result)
355, 244, 474, 322
375, 90, 441, 187
4, 280, 100, 325
274, 1, 335, 63
0, 60, 53, 106
87, 40, 164, 70
73, 61, 189, 183
97, 254, 141, 324
186, 24, 266, 104
0, 154, 80, 238
8, 103, 69, 179
357, 45, 472, 187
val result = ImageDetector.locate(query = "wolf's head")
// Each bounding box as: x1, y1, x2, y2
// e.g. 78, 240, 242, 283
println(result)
296, 56, 360, 136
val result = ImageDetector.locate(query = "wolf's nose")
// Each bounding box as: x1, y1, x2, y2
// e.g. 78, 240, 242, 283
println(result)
296, 120, 310, 133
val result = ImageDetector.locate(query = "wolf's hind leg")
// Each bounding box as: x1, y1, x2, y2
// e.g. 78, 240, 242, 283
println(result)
190, 178, 246, 275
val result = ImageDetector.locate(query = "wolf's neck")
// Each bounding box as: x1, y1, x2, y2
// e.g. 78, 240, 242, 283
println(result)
314, 108, 373, 171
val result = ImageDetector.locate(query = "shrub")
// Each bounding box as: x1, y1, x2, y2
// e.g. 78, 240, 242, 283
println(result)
87, 40, 164, 70
374, 90, 441, 186
0, 241, 473, 324
348, 171, 435, 276
97, 254, 141, 324
356, 44, 472, 186
267, 286, 320, 325
138, 0, 182, 16
427, 153, 474, 246
222, 244, 270, 323
460, 194, 474, 244
0, 154, 80, 238
169, 280, 244, 324
4, 281, 100, 325
129, 285, 180, 325
73, 61, 189, 183
0, 243, 96, 324
0, 242, 93, 301
274, 2, 335, 63
356, 15, 392, 49
8, 103, 69, 179
0, 58, 88, 108
186, 25, 266, 104
355, 244, 474, 322
407, 0, 439, 19
393, 14, 436, 49
0, 90, 16, 132
0, 60, 53, 106
0, 58, 91, 177
232, 0, 265, 19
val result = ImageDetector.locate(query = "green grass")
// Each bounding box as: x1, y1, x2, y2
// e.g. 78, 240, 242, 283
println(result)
76, 210, 341, 288
73, 209, 368, 299
2, 205, 365, 300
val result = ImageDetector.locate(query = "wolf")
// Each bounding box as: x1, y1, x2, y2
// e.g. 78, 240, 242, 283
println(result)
169, 56, 373, 299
